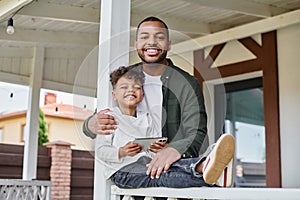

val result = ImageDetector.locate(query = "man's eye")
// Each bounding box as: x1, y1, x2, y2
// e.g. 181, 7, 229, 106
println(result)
140, 36, 148, 40
120, 86, 127, 89
157, 36, 165, 40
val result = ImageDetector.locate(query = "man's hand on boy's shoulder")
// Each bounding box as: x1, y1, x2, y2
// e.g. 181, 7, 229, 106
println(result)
146, 147, 181, 179
87, 108, 118, 135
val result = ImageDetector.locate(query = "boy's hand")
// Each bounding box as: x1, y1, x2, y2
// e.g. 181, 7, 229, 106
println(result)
148, 138, 168, 153
119, 142, 143, 158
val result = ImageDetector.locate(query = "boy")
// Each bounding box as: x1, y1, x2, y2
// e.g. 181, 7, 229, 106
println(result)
97, 65, 166, 179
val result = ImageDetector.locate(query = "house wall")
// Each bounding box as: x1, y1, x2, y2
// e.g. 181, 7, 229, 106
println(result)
45, 116, 93, 151
277, 23, 300, 188
0, 115, 26, 145
0, 115, 93, 151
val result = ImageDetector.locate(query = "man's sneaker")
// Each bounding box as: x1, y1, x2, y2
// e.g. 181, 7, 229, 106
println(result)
215, 158, 234, 187
202, 134, 235, 185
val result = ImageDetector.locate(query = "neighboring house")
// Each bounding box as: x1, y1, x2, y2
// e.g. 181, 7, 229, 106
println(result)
0, 93, 94, 150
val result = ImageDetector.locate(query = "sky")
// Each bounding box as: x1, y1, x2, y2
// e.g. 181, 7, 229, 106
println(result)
0, 81, 96, 114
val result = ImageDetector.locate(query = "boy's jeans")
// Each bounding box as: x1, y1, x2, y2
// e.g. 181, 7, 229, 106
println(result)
111, 156, 211, 188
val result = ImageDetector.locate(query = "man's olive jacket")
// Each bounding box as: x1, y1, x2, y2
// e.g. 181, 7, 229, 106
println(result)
83, 59, 208, 158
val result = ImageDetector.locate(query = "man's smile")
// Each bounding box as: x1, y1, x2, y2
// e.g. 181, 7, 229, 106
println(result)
143, 47, 161, 56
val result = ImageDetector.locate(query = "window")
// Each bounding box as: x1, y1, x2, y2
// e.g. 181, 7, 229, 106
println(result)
215, 78, 266, 187
21, 124, 26, 143
0, 128, 3, 143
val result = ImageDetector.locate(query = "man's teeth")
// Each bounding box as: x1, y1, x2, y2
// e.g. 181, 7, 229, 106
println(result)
147, 49, 158, 53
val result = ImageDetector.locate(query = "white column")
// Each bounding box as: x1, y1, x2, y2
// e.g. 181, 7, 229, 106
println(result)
94, 0, 131, 199
22, 46, 44, 180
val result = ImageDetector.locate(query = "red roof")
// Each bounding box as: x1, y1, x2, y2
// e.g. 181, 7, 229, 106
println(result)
0, 104, 94, 121
42, 103, 93, 120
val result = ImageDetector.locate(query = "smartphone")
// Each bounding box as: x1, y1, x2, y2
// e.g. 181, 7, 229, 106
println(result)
133, 137, 167, 151
157, 137, 167, 143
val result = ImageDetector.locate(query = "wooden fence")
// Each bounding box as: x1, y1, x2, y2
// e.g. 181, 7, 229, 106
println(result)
71, 150, 94, 200
0, 143, 50, 180
0, 143, 94, 200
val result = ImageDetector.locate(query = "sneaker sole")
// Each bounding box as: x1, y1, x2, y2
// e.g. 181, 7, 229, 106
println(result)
217, 158, 234, 187
203, 134, 235, 184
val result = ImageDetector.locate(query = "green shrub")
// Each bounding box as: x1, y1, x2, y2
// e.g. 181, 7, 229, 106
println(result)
38, 109, 49, 146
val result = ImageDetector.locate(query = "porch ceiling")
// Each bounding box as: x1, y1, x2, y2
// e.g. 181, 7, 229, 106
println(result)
1, 0, 299, 48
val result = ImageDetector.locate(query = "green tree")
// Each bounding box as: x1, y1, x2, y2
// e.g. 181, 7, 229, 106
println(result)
38, 109, 49, 146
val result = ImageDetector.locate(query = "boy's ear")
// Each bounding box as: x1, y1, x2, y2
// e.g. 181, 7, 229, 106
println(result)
139, 89, 144, 100
112, 91, 116, 101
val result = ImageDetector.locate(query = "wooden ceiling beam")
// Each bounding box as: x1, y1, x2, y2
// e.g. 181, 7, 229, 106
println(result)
171, 9, 300, 54
18, 1, 99, 24
18, 1, 211, 35
182, 0, 288, 18
0, 0, 33, 21
0, 28, 98, 47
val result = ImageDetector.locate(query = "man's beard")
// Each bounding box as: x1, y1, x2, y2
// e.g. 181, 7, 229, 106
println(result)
138, 50, 168, 64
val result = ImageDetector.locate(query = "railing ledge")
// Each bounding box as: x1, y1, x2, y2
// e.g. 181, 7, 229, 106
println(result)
0, 179, 51, 200
111, 185, 300, 200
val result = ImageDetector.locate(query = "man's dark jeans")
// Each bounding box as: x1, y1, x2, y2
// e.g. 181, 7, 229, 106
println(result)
112, 156, 210, 188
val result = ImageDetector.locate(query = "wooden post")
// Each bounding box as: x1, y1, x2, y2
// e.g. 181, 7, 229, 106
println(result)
23, 46, 44, 180
94, 0, 131, 199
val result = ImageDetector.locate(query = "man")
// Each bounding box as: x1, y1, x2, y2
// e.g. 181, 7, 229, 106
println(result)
83, 17, 231, 185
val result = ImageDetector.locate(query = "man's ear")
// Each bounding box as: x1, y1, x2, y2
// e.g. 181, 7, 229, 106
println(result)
134, 41, 137, 50
167, 40, 171, 51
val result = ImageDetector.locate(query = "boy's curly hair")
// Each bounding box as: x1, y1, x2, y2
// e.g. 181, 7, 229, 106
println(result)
110, 66, 145, 88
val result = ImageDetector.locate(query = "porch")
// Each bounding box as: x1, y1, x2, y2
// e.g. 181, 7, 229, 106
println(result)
1, 0, 300, 200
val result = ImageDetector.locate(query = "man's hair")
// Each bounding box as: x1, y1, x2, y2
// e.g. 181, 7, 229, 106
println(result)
110, 66, 145, 88
136, 16, 169, 39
